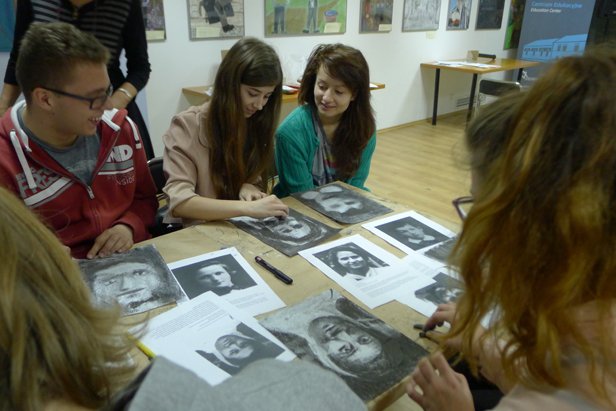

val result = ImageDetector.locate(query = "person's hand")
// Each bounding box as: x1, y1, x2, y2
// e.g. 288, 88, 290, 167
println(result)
87, 224, 134, 259
239, 183, 268, 201
407, 352, 474, 411
247, 195, 289, 219
422, 303, 462, 351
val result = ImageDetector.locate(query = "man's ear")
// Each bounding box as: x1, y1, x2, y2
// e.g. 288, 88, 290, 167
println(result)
30, 87, 55, 112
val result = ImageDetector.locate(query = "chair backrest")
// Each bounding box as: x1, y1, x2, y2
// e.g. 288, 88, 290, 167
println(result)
147, 157, 166, 194
477, 79, 521, 109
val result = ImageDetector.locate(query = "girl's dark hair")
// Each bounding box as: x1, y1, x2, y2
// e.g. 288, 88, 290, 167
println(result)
205, 37, 283, 199
298, 44, 376, 180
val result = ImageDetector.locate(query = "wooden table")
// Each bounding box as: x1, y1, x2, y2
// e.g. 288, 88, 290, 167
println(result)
135, 185, 452, 410
421, 58, 539, 125
182, 82, 386, 105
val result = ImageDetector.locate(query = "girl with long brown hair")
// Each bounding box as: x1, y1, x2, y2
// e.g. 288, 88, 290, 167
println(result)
274, 43, 376, 197
408, 48, 616, 410
163, 37, 289, 225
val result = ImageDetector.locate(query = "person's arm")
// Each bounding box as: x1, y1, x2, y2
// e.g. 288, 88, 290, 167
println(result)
109, 121, 158, 239
163, 112, 288, 221
274, 111, 316, 196
346, 132, 376, 191
109, 0, 150, 110
1, 0, 33, 114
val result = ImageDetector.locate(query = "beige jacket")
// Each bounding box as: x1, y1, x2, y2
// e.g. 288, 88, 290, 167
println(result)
162, 104, 214, 225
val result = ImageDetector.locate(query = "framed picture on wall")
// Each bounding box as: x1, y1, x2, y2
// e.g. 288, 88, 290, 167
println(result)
187, 0, 244, 40
402, 0, 441, 32
0, 0, 16, 51
503, 0, 525, 49
142, 0, 167, 41
476, 0, 505, 29
360, 0, 393, 33
264, 0, 347, 37
446, 0, 472, 30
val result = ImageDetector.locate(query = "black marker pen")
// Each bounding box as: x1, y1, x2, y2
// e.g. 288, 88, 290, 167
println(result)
255, 256, 293, 285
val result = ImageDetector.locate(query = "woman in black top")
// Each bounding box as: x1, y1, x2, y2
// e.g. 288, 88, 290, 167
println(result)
0, 0, 154, 159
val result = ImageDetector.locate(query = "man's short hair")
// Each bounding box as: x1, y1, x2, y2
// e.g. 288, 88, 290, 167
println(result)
15, 22, 110, 102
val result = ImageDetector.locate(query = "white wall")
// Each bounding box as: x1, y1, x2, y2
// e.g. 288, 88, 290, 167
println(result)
1, 0, 515, 156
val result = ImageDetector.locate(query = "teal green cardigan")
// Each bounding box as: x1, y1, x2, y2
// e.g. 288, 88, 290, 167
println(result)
274, 105, 377, 197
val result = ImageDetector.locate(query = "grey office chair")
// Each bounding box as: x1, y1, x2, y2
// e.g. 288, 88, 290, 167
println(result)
476, 79, 522, 109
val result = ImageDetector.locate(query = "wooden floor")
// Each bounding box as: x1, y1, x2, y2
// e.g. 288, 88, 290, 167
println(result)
366, 112, 470, 230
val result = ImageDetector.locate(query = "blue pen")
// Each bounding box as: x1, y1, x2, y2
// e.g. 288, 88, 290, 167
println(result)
255, 256, 293, 285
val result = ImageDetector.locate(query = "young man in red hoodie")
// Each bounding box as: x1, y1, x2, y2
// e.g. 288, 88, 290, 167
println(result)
0, 22, 157, 259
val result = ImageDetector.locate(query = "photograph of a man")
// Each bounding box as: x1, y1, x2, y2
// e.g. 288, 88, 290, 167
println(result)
196, 322, 285, 375
231, 209, 339, 256
415, 272, 464, 305
294, 183, 391, 224
79, 245, 182, 315
171, 254, 256, 299
376, 216, 448, 251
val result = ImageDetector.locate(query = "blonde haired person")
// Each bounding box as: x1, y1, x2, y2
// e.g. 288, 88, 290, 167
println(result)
408, 48, 616, 410
0, 186, 365, 410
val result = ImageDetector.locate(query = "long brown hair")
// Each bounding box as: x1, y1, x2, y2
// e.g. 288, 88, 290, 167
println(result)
299, 44, 376, 180
450, 48, 616, 404
205, 37, 283, 199
0, 188, 136, 409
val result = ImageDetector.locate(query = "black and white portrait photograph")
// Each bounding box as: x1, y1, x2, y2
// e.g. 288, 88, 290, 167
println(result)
415, 272, 464, 305
167, 248, 285, 316
364, 211, 456, 255
230, 209, 340, 256
293, 183, 392, 224
196, 321, 286, 376
78, 245, 183, 315
301, 234, 425, 309
171, 253, 256, 298
314, 242, 389, 282
422, 236, 458, 265
260, 289, 427, 401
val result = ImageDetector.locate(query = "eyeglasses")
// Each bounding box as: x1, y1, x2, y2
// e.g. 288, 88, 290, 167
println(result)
43, 84, 112, 110
452, 196, 474, 220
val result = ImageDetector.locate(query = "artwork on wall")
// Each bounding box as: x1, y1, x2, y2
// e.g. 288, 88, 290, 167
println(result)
187, 0, 244, 39
402, 0, 441, 32
503, 0, 526, 49
142, 0, 167, 41
446, 0, 472, 30
264, 0, 347, 37
360, 0, 393, 33
0, 0, 16, 51
476, 0, 505, 29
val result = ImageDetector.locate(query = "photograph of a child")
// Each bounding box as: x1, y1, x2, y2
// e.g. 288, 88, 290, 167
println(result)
293, 183, 392, 224
260, 289, 427, 401
314, 242, 389, 281
79, 245, 183, 315
230, 209, 340, 256
171, 254, 257, 299
415, 272, 464, 305
196, 321, 285, 376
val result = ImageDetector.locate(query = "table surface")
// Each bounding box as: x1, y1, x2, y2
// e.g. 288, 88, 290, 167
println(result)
133, 185, 451, 410
421, 57, 540, 74
182, 82, 386, 104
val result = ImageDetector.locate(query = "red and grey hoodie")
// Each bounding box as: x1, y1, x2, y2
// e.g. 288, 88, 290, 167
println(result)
0, 101, 158, 258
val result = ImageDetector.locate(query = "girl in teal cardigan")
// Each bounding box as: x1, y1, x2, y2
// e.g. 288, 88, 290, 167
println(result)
274, 44, 376, 197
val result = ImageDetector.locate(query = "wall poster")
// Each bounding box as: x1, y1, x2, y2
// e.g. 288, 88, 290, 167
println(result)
360, 0, 393, 33
476, 0, 506, 29
446, 0, 472, 30
402, 0, 441, 31
0, 0, 16, 51
264, 0, 347, 36
187, 0, 244, 39
503, 0, 526, 48
142, 0, 167, 41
